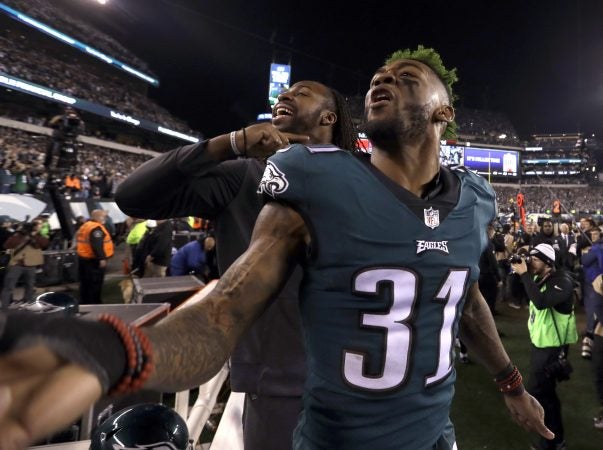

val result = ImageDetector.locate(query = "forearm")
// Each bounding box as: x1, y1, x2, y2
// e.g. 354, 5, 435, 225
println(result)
458, 282, 511, 375
143, 203, 305, 391
115, 139, 235, 219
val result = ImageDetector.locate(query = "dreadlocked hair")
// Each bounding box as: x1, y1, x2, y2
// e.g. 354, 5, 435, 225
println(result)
386, 45, 459, 140
329, 88, 360, 152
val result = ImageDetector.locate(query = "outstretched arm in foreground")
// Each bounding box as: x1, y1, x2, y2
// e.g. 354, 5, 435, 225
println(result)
459, 282, 554, 441
0, 202, 308, 450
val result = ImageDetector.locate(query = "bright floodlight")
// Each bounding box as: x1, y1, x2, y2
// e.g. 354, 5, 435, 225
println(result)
96, 0, 108, 5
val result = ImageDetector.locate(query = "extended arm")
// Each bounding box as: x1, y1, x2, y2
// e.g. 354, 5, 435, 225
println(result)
458, 282, 510, 373
0, 202, 308, 449
131, 201, 308, 391
115, 124, 308, 219
459, 282, 554, 440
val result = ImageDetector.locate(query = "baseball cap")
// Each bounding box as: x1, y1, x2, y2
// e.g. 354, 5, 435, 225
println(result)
529, 243, 556, 267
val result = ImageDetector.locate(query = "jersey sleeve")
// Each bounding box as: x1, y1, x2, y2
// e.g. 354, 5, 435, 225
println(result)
452, 167, 497, 254
258, 144, 309, 210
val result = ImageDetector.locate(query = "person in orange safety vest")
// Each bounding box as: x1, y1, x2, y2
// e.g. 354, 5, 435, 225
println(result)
76, 209, 114, 304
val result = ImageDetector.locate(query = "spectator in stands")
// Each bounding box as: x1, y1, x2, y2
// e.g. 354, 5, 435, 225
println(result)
0, 161, 14, 193
76, 209, 114, 304
0, 220, 49, 310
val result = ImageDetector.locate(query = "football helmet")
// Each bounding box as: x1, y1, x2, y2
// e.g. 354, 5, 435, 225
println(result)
90, 403, 192, 450
18, 291, 79, 316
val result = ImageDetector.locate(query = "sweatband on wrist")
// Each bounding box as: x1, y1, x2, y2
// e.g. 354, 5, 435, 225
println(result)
230, 131, 242, 156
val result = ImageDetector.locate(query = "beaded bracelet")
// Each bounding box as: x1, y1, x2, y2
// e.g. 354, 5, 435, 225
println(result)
494, 364, 525, 396
229, 131, 243, 156
98, 313, 154, 396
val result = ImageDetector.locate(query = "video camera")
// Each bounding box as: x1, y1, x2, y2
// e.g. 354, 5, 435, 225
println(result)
59, 111, 82, 139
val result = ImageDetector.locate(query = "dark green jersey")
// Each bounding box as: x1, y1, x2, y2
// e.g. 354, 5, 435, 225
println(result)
259, 144, 496, 449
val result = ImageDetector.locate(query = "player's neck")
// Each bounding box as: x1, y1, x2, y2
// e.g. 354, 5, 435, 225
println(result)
370, 144, 440, 198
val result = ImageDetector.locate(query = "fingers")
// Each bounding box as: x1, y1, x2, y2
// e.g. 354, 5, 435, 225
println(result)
22, 364, 102, 443
0, 346, 62, 383
508, 397, 555, 440
0, 363, 102, 450
282, 132, 310, 144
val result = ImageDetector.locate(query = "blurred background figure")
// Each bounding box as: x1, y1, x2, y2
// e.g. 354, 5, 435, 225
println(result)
0, 219, 49, 310
169, 233, 207, 279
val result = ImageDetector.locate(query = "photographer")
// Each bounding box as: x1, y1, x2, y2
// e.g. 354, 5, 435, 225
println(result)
0, 220, 49, 310
511, 243, 578, 450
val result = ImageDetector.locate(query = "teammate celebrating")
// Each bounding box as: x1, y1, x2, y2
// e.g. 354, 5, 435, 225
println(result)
0, 46, 552, 450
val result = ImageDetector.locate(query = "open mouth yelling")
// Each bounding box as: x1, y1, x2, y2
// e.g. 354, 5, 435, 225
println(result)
273, 105, 294, 117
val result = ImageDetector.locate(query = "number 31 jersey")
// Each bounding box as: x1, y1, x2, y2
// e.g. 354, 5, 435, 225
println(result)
259, 144, 496, 450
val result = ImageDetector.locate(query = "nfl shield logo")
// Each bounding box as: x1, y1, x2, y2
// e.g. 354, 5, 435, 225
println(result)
423, 207, 440, 229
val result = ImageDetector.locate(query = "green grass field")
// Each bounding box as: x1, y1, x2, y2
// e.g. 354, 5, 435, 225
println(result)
452, 305, 601, 449
99, 277, 602, 449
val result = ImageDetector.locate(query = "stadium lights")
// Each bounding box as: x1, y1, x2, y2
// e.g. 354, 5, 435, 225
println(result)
498, 134, 507, 139
95, 0, 109, 5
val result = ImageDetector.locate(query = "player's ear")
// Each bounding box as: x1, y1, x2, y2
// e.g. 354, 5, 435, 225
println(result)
320, 111, 337, 126
434, 105, 454, 124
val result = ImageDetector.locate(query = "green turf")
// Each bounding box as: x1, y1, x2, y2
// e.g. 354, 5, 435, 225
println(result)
452, 304, 601, 449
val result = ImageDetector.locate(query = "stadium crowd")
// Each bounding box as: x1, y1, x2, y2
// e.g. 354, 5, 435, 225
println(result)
0, 32, 192, 133
494, 185, 603, 215
0, 126, 151, 197
455, 106, 522, 146
1, 0, 152, 75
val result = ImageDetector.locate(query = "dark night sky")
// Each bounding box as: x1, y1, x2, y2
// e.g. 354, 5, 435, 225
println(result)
64, 0, 603, 141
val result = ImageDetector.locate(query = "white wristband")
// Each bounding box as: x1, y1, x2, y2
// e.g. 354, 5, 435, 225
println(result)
230, 131, 242, 156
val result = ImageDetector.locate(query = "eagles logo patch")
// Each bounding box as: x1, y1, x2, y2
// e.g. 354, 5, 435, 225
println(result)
258, 161, 289, 198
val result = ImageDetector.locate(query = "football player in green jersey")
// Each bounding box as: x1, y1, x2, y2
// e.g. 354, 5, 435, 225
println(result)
0, 47, 553, 450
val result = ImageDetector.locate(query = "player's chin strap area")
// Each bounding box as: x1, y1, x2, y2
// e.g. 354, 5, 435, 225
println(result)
0, 311, 132, 393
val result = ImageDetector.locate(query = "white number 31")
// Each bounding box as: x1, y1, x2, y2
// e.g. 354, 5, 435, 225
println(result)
343, 268, 470, 391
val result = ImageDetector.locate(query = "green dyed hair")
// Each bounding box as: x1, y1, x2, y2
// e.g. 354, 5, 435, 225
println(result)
386, 45, 458, 140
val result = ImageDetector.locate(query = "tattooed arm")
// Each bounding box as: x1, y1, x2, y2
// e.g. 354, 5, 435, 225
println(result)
0, 203, 308, 450
459, 282, 553, 440
458, 282, 510, 373
145, 201, 308, 391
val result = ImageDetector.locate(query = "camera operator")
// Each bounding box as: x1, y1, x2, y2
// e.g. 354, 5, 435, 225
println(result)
510, 243, 578, 450
44, 106, 85, 171
0, 220, 49, 310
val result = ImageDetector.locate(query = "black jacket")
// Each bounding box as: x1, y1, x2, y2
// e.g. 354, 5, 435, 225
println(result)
115, 141, 305, 396
519, 269, 575, 314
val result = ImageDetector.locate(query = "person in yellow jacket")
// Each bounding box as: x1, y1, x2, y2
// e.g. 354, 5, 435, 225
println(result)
511, 243, 578, 450
76, 209, 114, 305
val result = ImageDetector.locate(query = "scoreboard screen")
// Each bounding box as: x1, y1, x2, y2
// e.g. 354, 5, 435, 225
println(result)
440, 144, 519, 177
